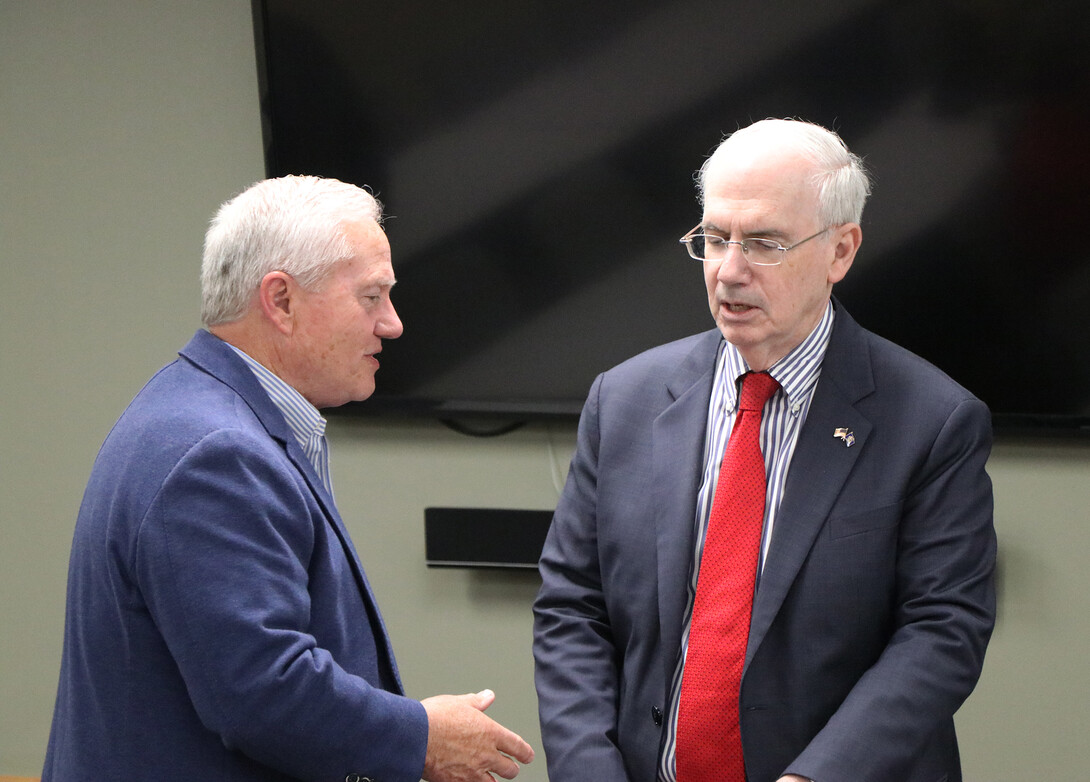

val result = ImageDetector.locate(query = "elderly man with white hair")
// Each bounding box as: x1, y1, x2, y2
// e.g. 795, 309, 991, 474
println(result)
534, 119, 996, 782
44, 175, 534, 782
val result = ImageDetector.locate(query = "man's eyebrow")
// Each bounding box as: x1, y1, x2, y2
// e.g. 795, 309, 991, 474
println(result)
356, 276, 397, 296
750, 229, 790, 242
701, 222, 789, 240
367, 273, 397, 288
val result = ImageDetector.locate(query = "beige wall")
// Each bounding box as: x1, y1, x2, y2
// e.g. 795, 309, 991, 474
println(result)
2, 2, 1088, 778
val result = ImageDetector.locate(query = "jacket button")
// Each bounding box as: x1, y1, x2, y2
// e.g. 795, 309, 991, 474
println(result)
651, 706, 663, 726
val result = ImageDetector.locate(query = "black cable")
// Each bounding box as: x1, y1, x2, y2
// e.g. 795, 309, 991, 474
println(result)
439, 418, 528, 438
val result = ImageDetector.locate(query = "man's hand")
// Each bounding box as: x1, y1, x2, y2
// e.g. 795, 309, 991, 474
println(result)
421, 689, 535, 782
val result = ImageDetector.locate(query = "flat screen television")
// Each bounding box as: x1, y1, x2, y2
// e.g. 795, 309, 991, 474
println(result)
251, 0, 1090, 434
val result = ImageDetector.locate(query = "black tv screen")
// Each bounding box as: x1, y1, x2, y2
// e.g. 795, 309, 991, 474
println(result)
251, 0, 1090, 433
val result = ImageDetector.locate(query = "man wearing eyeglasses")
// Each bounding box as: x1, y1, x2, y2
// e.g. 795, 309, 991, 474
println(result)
533, 119, 996, 782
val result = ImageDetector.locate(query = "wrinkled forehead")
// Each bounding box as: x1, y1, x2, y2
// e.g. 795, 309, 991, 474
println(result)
338, 218, 391, 263
309, 219, 394, 288
707, 130, 819, 185
702, 146, 822, 222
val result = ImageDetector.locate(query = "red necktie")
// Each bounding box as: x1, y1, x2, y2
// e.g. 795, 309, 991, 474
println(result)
676, 371, 780, 782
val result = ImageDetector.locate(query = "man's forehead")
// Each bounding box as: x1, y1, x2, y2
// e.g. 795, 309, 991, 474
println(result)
706, 143, 816, 184
703, 149, 821, 218
342, 217, 386, 244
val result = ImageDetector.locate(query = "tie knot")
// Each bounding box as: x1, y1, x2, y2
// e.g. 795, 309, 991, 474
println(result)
738, 371, 780, 412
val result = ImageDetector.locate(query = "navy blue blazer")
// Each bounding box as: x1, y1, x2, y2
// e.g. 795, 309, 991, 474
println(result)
44, 330, 428, 782
533, 302, 996, 782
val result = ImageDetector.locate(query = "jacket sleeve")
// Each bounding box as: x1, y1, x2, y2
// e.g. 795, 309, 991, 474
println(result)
785, 396, 996, 781
134, 426, 429, 782
533, 374, 635, 782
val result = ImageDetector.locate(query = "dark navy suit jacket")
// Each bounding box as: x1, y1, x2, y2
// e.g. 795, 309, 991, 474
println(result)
44, 330, 428, 782
533, 302, 996, 782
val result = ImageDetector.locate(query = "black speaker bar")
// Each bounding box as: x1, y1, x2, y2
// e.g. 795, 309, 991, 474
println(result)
424, 507, 554, 569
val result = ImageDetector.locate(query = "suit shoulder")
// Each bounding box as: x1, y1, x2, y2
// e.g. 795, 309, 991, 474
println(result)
860, 327, 982, 405
95, 357, 279, 484
130, 358, 261, 431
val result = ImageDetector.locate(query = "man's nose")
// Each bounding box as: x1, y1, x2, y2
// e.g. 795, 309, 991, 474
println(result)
377, 302, 404, 339
715, 242, 751, 282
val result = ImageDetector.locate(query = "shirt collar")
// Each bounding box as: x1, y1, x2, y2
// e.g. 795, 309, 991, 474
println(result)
224, 342, 327, 450
720, 299, 836, 411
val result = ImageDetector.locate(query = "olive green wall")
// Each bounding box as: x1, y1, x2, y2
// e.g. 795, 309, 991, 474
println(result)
3, 2, 1088, 778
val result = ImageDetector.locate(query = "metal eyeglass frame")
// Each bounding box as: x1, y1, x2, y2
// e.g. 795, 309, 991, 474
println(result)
679, 224, 831, 266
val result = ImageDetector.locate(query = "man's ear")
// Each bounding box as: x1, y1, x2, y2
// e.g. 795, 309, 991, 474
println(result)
257, 271, 297, 335
827, 223, 862, 285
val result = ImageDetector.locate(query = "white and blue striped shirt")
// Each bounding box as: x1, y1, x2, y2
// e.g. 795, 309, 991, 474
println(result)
658, 301, 836, 782
226, 343, 335, 499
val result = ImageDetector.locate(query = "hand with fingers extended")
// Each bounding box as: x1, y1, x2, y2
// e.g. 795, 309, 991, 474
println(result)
420, 689, 535, 782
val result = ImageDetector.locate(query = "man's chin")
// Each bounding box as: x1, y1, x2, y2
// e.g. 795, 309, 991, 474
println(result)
348, 382, 378, 406
313, 387, 375, 410
716, 320, 756, 343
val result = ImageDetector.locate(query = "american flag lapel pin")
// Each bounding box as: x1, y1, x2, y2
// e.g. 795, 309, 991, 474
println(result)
833, 427, 855, 447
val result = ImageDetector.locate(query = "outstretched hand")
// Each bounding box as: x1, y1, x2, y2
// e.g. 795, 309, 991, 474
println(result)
421, 689, 535, 782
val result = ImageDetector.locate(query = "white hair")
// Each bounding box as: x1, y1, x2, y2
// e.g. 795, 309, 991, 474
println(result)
200, 175, 383, 326
697, 118, 871, 226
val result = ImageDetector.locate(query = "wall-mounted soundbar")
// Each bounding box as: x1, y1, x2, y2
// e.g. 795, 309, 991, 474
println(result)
424, 507, 554, 569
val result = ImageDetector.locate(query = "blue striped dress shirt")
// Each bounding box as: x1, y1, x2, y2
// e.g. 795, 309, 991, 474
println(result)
226, 342, 335, 499
658, 301, 835, 781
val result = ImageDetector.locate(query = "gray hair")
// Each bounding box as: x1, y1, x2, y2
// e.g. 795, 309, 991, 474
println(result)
200, 175, 384, 326
697, 118, 871, 226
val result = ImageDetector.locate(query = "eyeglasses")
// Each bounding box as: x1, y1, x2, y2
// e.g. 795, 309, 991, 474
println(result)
679, 224, 831, 266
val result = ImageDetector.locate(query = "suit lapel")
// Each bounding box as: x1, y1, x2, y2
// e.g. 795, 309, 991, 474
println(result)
178, 330, 406, 691
179, 331, 351, 535
654, 330, 722, 686
745, 307, 875, 668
